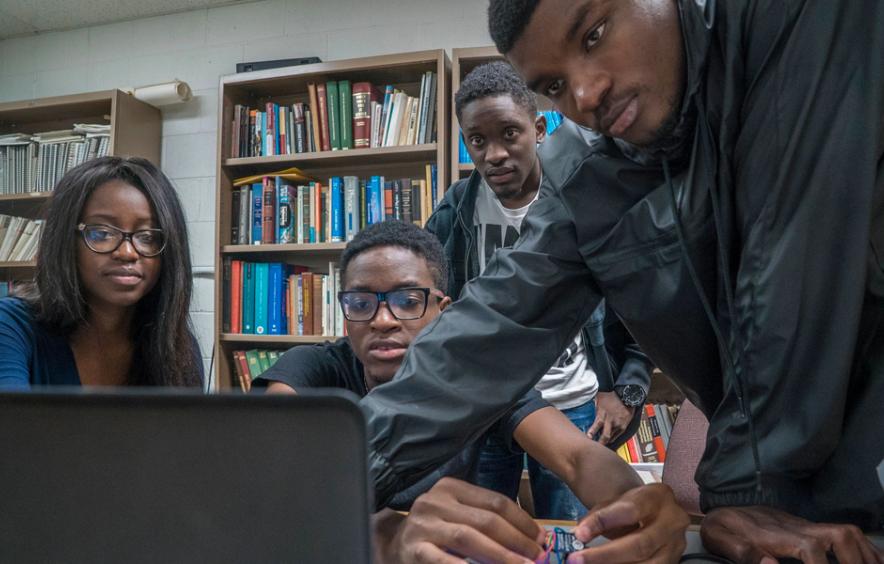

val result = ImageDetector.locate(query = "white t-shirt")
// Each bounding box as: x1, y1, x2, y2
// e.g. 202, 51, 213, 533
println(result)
473, 179, 598, 410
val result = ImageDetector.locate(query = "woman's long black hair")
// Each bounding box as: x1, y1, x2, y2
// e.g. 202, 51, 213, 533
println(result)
19, 156, 202, 387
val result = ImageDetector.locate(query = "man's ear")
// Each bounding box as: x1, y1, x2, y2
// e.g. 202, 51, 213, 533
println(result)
438, 295, 453, 312
534, 113, 548, 144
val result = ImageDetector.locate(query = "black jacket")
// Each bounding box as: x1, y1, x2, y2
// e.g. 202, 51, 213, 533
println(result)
425, 169, 653, 427
363, 0, 884, 528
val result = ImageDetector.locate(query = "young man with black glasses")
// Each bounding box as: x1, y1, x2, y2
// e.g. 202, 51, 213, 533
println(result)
253, 220, 689, 563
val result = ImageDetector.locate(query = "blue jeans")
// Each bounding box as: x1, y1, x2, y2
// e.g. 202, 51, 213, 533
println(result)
476, 400, 596, 520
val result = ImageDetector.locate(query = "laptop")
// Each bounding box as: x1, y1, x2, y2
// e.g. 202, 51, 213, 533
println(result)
0, 389, 371, 563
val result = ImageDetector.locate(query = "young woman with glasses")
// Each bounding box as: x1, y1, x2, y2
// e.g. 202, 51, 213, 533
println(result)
0, 156, 202, 389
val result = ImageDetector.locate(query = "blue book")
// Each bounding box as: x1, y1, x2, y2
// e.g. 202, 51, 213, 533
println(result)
267, 263, 283, 335
251, 183, 263, 244
430, 164, 437, 211
242, 262, 255, 334
254, 262, 269, 335
273, 103, 281, 155
368, 175, 383, 225
330, 176, 344, 242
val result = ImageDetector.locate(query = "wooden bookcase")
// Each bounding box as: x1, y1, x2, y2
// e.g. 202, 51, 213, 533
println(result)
213, 49, 451, 391
0, 89, 161, 282
449, 46, 555, 184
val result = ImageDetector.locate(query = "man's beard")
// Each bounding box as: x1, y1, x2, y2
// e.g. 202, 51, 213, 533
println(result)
613, 92, 695, 165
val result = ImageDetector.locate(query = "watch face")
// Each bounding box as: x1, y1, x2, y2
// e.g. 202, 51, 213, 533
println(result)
617, 385, 645, 407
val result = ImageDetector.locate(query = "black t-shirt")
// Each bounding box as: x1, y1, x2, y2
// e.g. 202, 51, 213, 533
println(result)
253, 338, 548, 510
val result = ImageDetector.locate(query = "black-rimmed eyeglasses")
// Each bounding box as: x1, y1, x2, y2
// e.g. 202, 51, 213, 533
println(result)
77, 223, 166, 258
338, 287, 444, 322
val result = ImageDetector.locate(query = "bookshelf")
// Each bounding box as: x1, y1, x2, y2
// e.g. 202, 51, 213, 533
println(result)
213, 49, 451, 391
449, 46, 556, 183
0, 89, 161, 286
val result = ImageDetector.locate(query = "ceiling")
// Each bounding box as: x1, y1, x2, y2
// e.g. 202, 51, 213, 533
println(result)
0, 0, 260, 40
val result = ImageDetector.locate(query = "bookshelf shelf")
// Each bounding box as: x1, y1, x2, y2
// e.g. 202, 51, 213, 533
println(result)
0, 90, 161, 289
221, 243, 347, 254
223, 144, 438, 169
214, 49, 451, 391
220, 333, 339, 345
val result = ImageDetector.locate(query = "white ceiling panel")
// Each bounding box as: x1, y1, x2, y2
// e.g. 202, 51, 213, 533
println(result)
0, 0, 260, 40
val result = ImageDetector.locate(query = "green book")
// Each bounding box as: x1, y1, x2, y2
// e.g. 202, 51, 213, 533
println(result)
267, 350, 280, 366
245, 349, 261, 380
257, 349, 271, 374
326, 81, 341, 150
338, 80, 352, 150
242, 262, 255, 334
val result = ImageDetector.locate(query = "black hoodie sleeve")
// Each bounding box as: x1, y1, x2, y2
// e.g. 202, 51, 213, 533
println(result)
361, 188, 602, 507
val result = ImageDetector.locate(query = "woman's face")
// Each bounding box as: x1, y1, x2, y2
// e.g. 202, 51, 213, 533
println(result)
76, 179, 162, 312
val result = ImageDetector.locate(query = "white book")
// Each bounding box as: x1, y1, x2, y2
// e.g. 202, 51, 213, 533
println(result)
397, 97, 414, 146
0, 214, 11, 246
383, 92, 405, 147
369, 102, 382, 148
405, 96, 420, 146
13, 220, 41, 261
0, 217, 25, 261
9, 219, 38, 261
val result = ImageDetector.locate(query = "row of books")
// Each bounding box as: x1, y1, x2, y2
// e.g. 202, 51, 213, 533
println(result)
616, 403, 680, 464
230, 165, 438, 245
222, 260, 344, 338
230, 349, 284, 392
0, 215, 43, 262
457, 110, 564, 165
0, 124, 111, 194
231, 72, 437, 158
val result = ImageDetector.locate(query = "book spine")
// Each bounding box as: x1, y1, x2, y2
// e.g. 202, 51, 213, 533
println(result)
307, 83, 323, 152
242, 262, 255, 334
317, 83, 332, 152
232, 104, 241, 158
231, 259, 242, 333
238, 186, 250, 244
343, 176, 358, 241
644, 405, 668, 462
368, 176, 382, 225
392, 179, 402, 221
351, 82, 372, 148
254, 262, 269, 335
261, 176, 275, 244
301, 272, 313, 335
384, 181, 394, 220
338, 79, 352, 150
251, 184, 263, 244
222, 257, 232, 333
379, 85, 394, 146
277, 179, 294, 244
330, 176, 344, 242
312, 274, 323, 337
297, 185, 306, 244
326, 80, 341, 151
400, 177, 413, 224
293, 103, 306, 153
359, 179, 368, 229
268, 263, 283, 335
230, 188, 240, 244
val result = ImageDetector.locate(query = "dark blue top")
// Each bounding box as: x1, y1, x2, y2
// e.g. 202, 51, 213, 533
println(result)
0, 297, 80, 390
252, 338, 549, 510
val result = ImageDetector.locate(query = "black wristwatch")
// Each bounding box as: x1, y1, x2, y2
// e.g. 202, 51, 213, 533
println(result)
614, 384, 646, 408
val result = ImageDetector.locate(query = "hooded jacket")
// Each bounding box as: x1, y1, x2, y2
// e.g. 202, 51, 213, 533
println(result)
362, 0, 884, 528
425, 168, 653, 435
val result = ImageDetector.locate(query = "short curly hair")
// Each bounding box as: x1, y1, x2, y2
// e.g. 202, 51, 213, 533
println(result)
488, 0, 540, 54
340, 220, 449, 294
454, 60, 537, 121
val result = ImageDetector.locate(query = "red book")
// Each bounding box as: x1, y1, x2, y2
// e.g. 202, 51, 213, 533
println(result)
233, 351, 251, 392
644, 404, 668, 462
384, 181, 393, 219
351, 82, 373, 148
231, 260, 242, 333
317, 83, 332, 152
261, 176, 275, 244
625, 436, 641, 463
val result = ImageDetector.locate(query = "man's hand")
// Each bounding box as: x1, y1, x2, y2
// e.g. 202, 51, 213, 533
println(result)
701, 506, 883, 564
587, 391, 634, 445
374, 477, 545, 563
567, 483, 689, 563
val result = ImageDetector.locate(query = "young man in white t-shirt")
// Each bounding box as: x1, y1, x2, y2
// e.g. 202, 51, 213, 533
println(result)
426, 61, 652, 519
